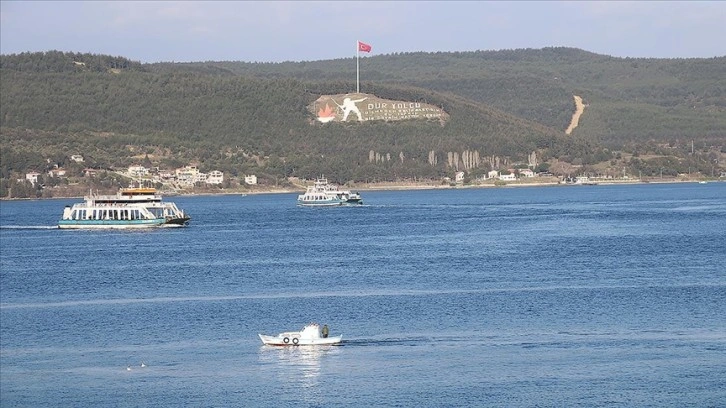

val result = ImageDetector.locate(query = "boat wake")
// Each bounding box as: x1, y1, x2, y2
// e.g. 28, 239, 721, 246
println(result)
343, 336, 454, 347
0, 225, 57, 230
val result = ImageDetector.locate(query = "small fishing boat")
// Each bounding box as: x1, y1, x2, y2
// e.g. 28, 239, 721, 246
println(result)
258, 323, 342, 346
58, 187, 190, 229
297, 177, 363, 206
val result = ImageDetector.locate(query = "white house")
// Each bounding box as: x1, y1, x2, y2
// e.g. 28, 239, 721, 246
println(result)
519, 169, 535, 178
25, 172, 41, 185
83, 168, 100, 177
48, 168, 67, 178
158, 170, 174, 180
244, 175, 257, 185
128, 165, 149, 177
70, 155, 84, 163
176, 166, 200, 185
498, 173, 517, 181
206, 170, 224, 185
455, 171, 465, 183
487, 170, 499, 179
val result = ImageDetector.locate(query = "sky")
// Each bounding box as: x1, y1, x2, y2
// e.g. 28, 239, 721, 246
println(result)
1, 1, 725, 63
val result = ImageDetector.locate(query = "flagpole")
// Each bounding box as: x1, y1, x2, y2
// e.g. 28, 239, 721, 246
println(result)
356, 40, 360, 94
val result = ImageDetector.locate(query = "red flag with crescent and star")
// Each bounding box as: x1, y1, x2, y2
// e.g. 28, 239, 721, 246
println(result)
358, 41, 372, 53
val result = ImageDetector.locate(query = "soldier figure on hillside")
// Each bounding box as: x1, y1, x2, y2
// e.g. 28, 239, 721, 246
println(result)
333, 96, 367, 121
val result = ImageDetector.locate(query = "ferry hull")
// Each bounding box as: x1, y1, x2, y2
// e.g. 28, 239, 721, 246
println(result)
58, 219, 168, 229
297, 200, 362, 207
164, 216, 191, 226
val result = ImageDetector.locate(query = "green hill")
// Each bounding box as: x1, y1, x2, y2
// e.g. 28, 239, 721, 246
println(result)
149, 47, 726, 145
1, 49, 724, 198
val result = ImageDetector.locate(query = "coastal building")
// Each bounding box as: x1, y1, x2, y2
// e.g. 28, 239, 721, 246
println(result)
48, 168, 67, 178
455, 171, 465, 183
176, 166, 200, 186
194, 172, 208, 184
158, 170, 174, 180
487, 170, 499, 180
206, 170, 224, 185
498, 173, 516, 181
70, 155, 85, 163
519, 169, 535, 178
25, 172, 41, 185
244, 175, 257, 185
128, 165, 149, 177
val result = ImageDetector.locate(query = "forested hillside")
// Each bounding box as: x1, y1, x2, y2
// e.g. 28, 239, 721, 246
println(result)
1, 49, 724, 198
150, 47, 726, 146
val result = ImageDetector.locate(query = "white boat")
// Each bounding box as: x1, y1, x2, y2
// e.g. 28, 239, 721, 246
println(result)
58, 187, 191, 229
297, 177, 363, 206
574, 176, 598, 185
258, 323, 342, 346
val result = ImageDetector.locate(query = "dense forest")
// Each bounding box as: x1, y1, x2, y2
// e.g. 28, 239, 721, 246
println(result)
1, 49, 724, 198
149, 47, 726, 145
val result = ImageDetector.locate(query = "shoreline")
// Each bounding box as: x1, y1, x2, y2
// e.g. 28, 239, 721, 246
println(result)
1, 178, 720, 201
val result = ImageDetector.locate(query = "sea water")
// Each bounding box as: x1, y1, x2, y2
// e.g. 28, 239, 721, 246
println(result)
1, 183, 725, 407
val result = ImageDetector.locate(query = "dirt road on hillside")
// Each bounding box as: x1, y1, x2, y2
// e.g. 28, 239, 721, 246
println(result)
565, 95, 585, 135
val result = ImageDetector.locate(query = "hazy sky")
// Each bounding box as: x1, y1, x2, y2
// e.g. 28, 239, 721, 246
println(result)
1, 1, 724, 63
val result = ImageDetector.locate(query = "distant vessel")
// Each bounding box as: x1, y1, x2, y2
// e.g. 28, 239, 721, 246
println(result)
297, 177, 363, 206
574, 176, 598, 186
258, 323, 342, 346
58, 187, 190, 229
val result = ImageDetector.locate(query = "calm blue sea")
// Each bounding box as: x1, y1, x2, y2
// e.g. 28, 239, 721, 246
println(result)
1, 183, 725, 407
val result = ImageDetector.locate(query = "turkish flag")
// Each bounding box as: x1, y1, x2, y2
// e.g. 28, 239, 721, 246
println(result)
358, 41, 372, 53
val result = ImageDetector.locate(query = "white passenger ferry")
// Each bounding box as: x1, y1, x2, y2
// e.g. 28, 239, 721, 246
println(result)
297, 177, 363, 206
58, 187, 191, 229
